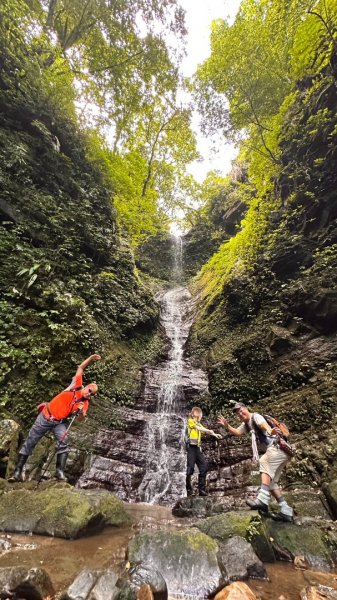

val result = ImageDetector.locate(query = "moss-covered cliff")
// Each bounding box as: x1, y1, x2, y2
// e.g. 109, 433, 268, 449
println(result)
187, 53, 337, 486
0, 26, 162, 428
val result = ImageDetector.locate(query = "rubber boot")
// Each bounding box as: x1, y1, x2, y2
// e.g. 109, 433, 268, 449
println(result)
186, 475, 193, 497
55, 453, 68, 481
9, 454, 28, 482
198, 474, 208, 497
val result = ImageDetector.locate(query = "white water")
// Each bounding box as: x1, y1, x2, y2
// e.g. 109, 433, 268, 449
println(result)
137, 237, 208, 504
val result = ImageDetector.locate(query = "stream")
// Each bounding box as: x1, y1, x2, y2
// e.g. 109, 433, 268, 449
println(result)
1, 503, 337, 599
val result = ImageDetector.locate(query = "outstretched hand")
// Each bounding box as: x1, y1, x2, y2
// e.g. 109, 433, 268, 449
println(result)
90, 354, 101, 362
217, 415, 228, 428
214, 433, 222, 440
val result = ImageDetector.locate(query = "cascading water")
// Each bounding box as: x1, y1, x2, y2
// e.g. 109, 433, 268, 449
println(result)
137, 236, 208, 504
77, 235, 209, 505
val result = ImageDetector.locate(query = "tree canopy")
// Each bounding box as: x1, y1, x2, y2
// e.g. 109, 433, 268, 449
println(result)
1, 0, 199, 246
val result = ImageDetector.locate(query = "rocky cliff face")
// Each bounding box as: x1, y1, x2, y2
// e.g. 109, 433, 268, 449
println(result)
187, 59, 337, 487
76, 286, 210, 504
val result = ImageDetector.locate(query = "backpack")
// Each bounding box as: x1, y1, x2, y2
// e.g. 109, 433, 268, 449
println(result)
252, 414, 295, 457
183, 425, 190, 451
262, 415, 290, 439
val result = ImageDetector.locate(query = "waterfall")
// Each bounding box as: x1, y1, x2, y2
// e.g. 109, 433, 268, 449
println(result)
76, 235, 209, 505
137, 236, 208, 504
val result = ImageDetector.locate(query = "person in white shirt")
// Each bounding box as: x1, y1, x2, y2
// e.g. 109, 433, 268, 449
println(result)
218, 402, 293, 522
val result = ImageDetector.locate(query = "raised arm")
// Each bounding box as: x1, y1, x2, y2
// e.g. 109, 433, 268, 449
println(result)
217, 415, 244, 437
76, 354, 101, 376
195, 422, 222, 439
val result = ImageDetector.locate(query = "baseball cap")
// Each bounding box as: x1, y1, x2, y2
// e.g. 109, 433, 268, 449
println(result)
233, 402, 246, 412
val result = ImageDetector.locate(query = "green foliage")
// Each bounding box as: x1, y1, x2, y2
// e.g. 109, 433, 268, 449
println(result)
0, 33, 160, 427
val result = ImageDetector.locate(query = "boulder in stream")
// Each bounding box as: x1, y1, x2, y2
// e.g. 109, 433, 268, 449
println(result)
0, 486, 130, 538
265, 519, 334, 571
196, 510, 275, 562
300, 584, 337, 599
214, 581, 258, 600
218, 535, 267, 583
117, 564, 168, 600
60, 565, 167, 600
0, 566, 54, 600
60, 568, 119, 600
127, 528, 224, 597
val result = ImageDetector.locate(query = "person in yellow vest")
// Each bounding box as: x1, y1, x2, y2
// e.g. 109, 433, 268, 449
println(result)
186, 406, 221, 497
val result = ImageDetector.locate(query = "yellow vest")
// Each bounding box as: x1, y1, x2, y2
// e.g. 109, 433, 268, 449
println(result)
187, 418, 203, 446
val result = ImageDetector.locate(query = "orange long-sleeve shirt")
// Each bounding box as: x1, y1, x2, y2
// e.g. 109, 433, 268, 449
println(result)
42, 373, 89, 420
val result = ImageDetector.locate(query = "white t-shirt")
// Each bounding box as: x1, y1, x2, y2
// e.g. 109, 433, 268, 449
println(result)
237, 413, 274, 451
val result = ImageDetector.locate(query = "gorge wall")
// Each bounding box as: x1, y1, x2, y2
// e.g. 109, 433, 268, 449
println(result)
185, 53, 337, 489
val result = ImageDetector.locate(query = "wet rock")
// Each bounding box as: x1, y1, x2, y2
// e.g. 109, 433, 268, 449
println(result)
218, 536, 267, 583
76, 456, 145, 500
61, 566, 167, 600
293, 290, 337, 334
214, 581, 258, 600
322, 481, 337, 519
265, 520, 333, 571
172, 496, 218, 518
284, 489, 332, 520
265, 326, 295, 357
196, 510, 275, 563
294, 555, 310, 569
0, 566, 54, 600
0, 538, 11, 552
117, 564, 167, 600
300, 584, 337, 599
88, 570, 119, 600
76, 284, 212, 505
0, 487, 130, 538
60, 569, 102, 600
172, 492, 251, 518
0, 420, 21, 480
127, 528, 224, 597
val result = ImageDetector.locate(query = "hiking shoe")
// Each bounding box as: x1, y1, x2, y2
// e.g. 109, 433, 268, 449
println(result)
271, 512, 294, 523
246, 499, 269, 512
198, 490, 208, 497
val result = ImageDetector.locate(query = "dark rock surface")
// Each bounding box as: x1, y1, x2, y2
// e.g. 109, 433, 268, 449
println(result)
218, 536, 267, 583
0, 566, 54, 600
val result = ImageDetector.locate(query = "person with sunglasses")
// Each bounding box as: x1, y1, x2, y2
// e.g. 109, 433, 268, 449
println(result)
10, 353, 101, 482
217, 402, 293, 522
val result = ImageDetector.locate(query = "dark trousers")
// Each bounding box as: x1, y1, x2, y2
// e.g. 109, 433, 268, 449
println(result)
186, 445, 208, 492
19, 412, 68, 456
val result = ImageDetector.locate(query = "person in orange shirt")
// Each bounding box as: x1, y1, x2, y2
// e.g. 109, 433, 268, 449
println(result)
10, 354, 101, 482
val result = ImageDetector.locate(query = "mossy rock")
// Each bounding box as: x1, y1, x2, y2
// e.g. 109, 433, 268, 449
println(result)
127, 528, 223, 597
0, 487, 130, 538
265, 520, 333, 570
283, 489, 332, 519
196, 510, 275, 563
